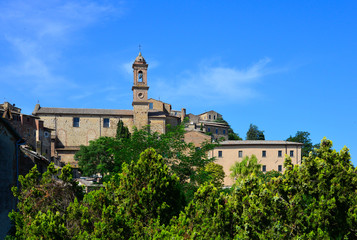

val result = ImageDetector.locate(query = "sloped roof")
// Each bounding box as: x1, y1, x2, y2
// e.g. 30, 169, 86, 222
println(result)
198, 110, 220, 116
219, 140, 303, 146
33, 107, 133, 116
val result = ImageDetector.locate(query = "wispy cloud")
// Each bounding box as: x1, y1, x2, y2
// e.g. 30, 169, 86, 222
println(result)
151, 57, 276, 106
0, 0, 119, 96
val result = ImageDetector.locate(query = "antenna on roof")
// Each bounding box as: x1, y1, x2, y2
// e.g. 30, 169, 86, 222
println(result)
37, 99, 40, 104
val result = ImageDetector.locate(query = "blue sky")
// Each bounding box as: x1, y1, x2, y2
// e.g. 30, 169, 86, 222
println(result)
1, 0, 356, 166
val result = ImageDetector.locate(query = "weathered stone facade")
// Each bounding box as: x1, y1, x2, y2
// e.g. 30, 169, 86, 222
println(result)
186, 110, 229, 141
0, 102, 51, 160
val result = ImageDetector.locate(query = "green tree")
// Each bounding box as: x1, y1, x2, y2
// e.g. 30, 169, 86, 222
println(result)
230, 154, 261, 181
68, 148, 185, 239
8, 163, 83, 239
215, 116, 242, 140
116, 119, 130, 139
246, 123, 265, 140
287, 131, 316, 158
151, 183, 232, 239
260, 169, 282, 183
75, 136, 118, 178
199, 162, 225, 188
276, 138, 357, 238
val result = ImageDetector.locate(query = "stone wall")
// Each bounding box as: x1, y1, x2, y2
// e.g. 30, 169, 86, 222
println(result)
133, 104, 149, 130
0, 123, 16, 239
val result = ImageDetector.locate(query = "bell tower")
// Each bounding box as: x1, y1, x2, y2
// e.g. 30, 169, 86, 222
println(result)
132, 52, 149, 130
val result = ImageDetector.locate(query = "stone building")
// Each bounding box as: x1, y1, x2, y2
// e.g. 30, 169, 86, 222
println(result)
210, 140, 303, 186
0, 102, 51, 161
31, 52, 303, 182
33, 53, 183, 167
0, 109, 50, 239
186, 110, 229, 141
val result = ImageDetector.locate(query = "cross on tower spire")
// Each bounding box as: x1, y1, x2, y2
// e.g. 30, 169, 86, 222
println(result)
138, 44, 142, 52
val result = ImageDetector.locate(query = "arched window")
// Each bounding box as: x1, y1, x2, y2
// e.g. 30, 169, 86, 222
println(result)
138, 71, 143, 82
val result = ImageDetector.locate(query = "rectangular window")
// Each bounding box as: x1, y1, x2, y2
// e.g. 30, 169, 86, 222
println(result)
209, 115, 211, 119
238, 151, 243, 158
103, 118, 110, 128
207, 127, 210, 132
262, 150, 266, 157
278, 150, 282, 157
73, 117, 80, 127
215, 129, 218, 134
262, 165, 266, 172
278, 165, 282, 172
223, 129, 226, 135
218, 151, 222, 158
214, 115, 216, 120
290, 150, 294, 157
149, 103, 153, 109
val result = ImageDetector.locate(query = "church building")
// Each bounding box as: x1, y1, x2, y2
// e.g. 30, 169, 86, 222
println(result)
33, 52, 184, 167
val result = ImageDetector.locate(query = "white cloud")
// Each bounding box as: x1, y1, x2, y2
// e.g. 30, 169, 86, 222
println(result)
151, 57, 275, 106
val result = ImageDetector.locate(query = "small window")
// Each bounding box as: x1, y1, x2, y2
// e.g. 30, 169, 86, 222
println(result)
149, 103, 153, 109
223, 129, 226, 135
73, 117, 80, 127
103, 118, 110, 128
278, 150, 282, 157
214, 115, 216, 120
207, 127, 211, 132
262, 150, 266, 157
290, 150, 294, 157
27, 117, 30, 122
44, 131, 50, 138
278, 165, 282, 172
209, 115, 211, 119
238, 151, 243, 158
218, 151, 222, 158
262, 165, 266, 172
215, 129, 218, 134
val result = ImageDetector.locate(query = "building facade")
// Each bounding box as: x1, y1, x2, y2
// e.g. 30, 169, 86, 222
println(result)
185, 110, 229, 141
33, 53, 182, 167
0, 111, 50, 239
211, 140, 303, 186
0, 102, 51, 161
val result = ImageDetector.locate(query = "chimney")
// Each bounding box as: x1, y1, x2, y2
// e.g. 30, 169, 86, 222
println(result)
181, 108, 186, 122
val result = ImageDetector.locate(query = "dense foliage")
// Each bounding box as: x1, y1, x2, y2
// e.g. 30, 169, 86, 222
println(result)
75, 123, 216, 187
246, 123, 265, 140
287, 130, 319, 158
9, 138, 357, 239
75, 123, 218, 200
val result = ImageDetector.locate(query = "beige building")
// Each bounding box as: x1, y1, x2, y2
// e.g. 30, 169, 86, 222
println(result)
33, 53, 182, 167
211, 140, 302, 186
